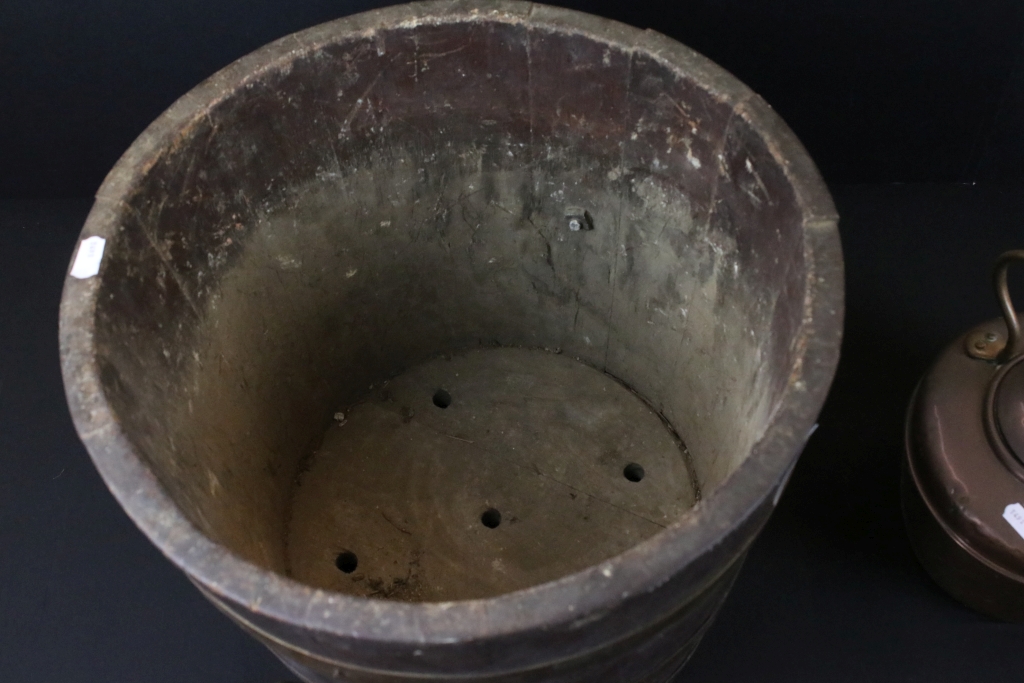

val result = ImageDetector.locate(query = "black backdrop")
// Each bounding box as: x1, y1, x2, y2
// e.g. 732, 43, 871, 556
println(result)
3, 0, 1024, 197
4, 3, 1024, 683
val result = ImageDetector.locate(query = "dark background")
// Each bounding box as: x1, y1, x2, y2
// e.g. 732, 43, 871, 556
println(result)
3, 2, 1024, 682
4, 0, 1024, 197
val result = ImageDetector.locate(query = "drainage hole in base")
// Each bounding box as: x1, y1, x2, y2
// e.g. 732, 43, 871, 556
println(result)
433, 389, 452, 409
623, 463, 645, 482
335, 551, 358, 573
481, 508, 502, 528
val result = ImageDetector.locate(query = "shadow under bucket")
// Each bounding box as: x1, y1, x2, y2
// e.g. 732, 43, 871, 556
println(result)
59, 2, 843, 681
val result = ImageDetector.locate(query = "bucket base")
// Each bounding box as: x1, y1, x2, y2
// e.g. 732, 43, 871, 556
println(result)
286, 347, 698, 602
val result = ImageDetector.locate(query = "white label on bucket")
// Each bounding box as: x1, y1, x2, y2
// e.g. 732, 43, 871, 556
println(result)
1004, 503, 1024, 541
70, 236, 106, 279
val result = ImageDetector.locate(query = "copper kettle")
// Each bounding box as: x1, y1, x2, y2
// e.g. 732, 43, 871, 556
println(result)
904, 250, 1024, 620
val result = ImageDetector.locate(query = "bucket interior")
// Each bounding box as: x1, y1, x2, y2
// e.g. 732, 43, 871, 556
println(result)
90, 16, 808, 601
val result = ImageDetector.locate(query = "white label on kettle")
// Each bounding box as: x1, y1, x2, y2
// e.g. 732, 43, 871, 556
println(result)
1003, 503, 1024, 541
70, 236, 106, 279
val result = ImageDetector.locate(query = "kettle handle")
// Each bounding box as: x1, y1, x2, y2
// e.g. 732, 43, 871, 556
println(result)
994, 250, 1024, 363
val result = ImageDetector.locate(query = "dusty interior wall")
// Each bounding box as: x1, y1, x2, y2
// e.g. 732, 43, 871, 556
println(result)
92, 18, 805, 577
